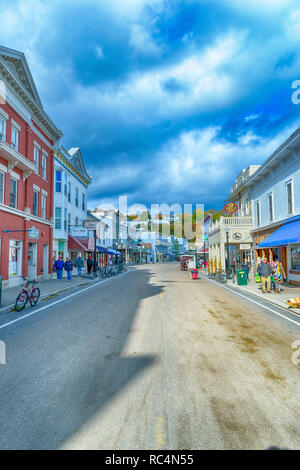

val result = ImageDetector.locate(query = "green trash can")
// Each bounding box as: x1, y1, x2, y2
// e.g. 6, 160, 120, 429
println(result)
236, 269, 247, 286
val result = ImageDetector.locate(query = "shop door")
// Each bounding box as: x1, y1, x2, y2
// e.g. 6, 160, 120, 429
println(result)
281, 247, 287, 274
43, 244, 49, 279
28, 242, 37, 280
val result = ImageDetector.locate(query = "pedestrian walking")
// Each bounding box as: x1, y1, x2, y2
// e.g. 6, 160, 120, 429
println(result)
75, 255, 84, 276
257, 257, 272, 293
242, 257, 250, 281
273, 259, 286, 294
87, 256, 93, 275
53, 256, 64, 280
64, 258, 74, 280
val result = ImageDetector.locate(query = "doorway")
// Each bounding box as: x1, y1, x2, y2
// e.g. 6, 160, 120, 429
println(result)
43, 244, 49, 279
28, 242, 37, 281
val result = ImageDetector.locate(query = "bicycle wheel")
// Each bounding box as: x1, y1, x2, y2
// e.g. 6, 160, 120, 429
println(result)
30, 287, 40, 306
15, 290, 29, 311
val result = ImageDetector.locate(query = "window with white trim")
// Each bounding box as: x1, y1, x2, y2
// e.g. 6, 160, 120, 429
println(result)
42, 154, 47, 179
256, 201, 260, 226
0, 116, 6, 142
64, 208, 67, 231
33, 190, 39, 216
75, 188, 79, 207
268, 193, 274, 222
55, 171, 62, 192
0, 171, 4, 203
34, 146, 39, 171
82, 192, 85, 211
68, 181, 71, 202
286, 181, 293, 215
55, 207, 62, 229
11, 126, 19, 151
68, 213, 71, 233
64, 173, 68, 197
10, 178, 17, 208
41, 194, 46, 219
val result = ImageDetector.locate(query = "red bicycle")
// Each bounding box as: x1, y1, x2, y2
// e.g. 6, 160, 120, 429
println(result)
14, 278, 40, 312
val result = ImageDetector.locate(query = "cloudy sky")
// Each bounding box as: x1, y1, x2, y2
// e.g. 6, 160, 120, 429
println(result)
1, 0, 300, 210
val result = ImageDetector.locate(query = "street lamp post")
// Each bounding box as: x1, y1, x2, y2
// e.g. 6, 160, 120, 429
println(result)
225, 227, 230, 278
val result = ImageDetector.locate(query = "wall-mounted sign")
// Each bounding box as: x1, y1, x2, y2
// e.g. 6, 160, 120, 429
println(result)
84, 221, 97, 230
71, 226, 89, 238
28, 226, 39, 239
232, 232, 242, 241
240, 243, 251, 250
224, 201, 238, 215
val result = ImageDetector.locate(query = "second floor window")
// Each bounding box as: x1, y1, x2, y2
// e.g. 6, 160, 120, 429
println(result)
33, 190, 38, 216
75, 216, 79, 226
55, 207, 62, 229
41, 195, 46, 219
34, 147, 39, 171
10, 178, 17, 208
55, 171, 62, 192
0, 171, 4, 203
75, 188, 79, 207
0, 116, 6, 142
268, 193, 274, 222
256, 201, 260, 226
68, 182, 71, 202
64, 208, 67, 231
82, 193, 85, 211
42, 155, 47, 179
68, 213, 71, 233
11, 126, 19, 151
286, 181, 293, 215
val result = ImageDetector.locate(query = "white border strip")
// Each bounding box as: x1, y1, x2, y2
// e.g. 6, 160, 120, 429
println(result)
0, 271, 131, 331
201, 275, 300, 328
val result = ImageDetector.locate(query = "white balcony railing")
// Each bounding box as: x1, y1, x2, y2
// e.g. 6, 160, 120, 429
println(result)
209, 216, 253, 233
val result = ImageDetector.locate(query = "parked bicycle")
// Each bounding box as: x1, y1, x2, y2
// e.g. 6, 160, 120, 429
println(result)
14, 278, 40, 312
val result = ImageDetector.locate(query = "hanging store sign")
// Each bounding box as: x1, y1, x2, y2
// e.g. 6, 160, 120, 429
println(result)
224, 201, 238, 215
71, 226, 89, 237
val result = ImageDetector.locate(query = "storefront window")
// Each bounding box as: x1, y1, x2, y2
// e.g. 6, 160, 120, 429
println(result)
291, 245, 300, 271
9, 240, 22, 277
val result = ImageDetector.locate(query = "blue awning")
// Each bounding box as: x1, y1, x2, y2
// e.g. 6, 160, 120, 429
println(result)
107, 248, 121, 255
96, 245, 107, 253
258, 220, 300, 248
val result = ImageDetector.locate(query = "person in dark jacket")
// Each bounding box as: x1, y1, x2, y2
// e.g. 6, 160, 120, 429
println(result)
87, 256, 93, 275
242, 257, 250, 280
257, 257, 272, 293
75, 256, 84, 276
64, 258, 74, 280
53, 256, 64, 280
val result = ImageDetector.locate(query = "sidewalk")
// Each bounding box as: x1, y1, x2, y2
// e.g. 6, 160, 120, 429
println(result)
0, 276, 97, 316
202, 271, 300, 315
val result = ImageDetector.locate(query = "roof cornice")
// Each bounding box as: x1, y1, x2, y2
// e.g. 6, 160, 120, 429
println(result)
0, 58, 62, 141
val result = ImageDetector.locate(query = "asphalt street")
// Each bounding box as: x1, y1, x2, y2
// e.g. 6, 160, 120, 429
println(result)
0, 263, 299, 450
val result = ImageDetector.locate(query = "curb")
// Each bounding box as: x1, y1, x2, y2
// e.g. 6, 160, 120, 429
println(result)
200, 274, 300, 316
0, 278, 96, 317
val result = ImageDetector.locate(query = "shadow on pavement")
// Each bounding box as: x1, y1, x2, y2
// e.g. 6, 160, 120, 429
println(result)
0, 268, 163, 449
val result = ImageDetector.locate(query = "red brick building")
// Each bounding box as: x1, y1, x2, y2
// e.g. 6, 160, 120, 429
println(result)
0, 46, 62, 286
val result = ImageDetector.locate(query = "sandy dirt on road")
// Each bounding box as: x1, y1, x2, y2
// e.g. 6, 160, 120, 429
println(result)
155, 265, 300, 450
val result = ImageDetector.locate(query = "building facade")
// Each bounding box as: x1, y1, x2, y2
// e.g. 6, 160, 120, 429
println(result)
247, 128, 300, 284
0, 46, 62, 286
53, 146, 91, 265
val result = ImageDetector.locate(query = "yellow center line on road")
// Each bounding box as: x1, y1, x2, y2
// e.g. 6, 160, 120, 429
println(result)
155, 417, 167, 449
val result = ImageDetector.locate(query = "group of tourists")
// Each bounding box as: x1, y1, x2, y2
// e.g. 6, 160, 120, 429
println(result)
53, 255, 94, 280
257, 256, 286, 294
